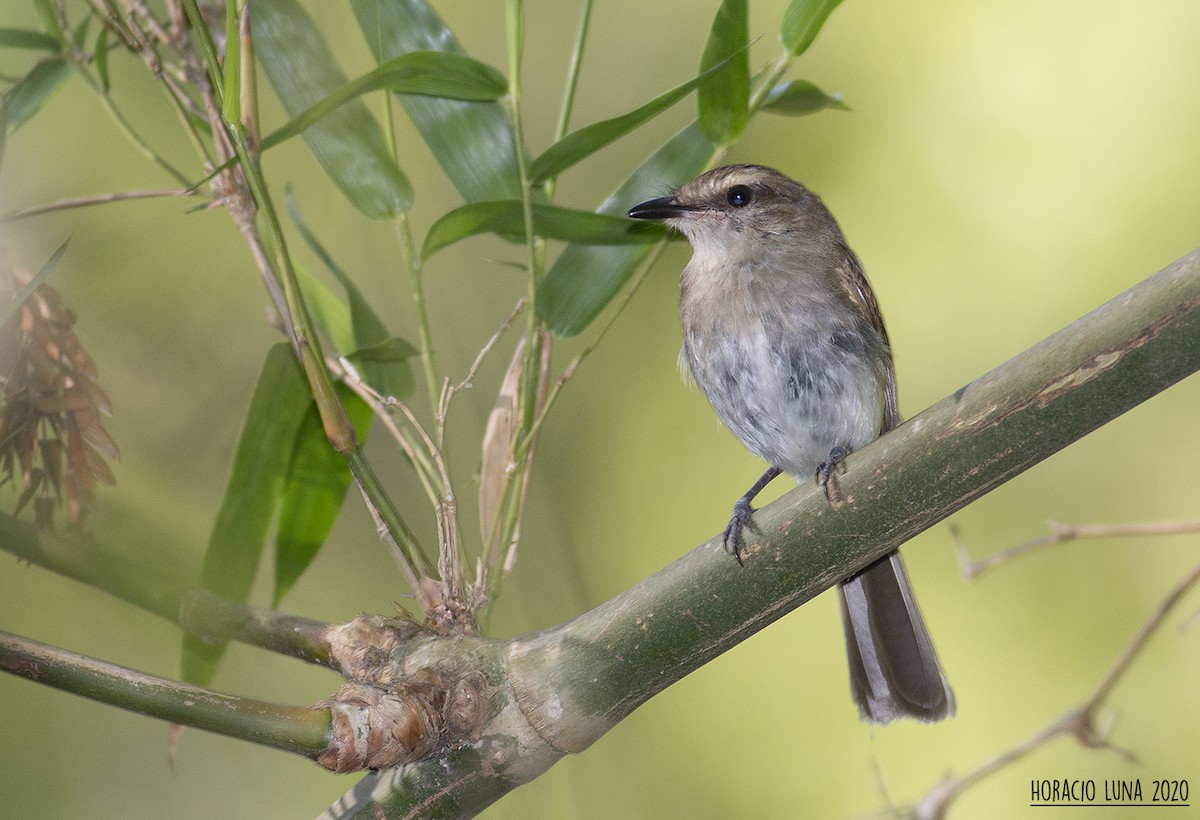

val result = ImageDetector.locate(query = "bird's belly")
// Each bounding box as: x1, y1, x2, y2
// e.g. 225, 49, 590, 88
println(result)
685, 328, 884, 478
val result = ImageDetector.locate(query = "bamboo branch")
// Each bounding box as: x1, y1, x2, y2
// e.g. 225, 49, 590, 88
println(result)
0, 631, 332, 761
322, 249, 1200, 816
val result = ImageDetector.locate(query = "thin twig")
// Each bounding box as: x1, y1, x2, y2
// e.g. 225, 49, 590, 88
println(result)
953, 519, 1200, 580
436, 295, 528, 446
0, 189, 196, 224
390, 398, 452, 502
914, 561, 1200, 819
367, 383, 468, 618
332, 357, 440, 509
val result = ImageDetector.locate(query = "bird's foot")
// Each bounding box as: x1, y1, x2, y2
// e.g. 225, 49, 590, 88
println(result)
816, 446, 849, 503
722, 497, 756, 566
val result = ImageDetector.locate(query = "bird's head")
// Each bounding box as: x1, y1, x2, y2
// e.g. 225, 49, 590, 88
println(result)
627, 164, 837, 262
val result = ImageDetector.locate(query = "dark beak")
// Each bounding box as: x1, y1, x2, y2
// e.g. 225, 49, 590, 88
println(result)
627, 196, 687, 221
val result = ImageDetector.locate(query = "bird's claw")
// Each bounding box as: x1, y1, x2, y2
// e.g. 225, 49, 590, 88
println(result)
723, 497, 756, 566
816, 446, 849, 502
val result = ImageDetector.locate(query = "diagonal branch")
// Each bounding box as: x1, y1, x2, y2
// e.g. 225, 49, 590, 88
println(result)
328, 248, 1200, 817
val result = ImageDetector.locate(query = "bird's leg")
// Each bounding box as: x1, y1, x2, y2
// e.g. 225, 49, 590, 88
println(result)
816, 445, 850, 503
723, 465, 783, 565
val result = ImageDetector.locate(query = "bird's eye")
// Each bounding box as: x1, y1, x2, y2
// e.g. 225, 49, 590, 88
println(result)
726, 185, 752, 207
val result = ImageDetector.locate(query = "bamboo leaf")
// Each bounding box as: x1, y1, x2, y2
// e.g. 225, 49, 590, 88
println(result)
260, 52, 506, 152
0, 238, 68, 326
285, 187, 388, 348
4, 57, 71, 132
780, 0, 845, 57
422, 201, 663, 259
93, 23, 110, 93
69, 16, 91, 53
346, 336, 420, 366
286, 189, 415, 399
537, 121, 715, 337
30, 0, 61, 43
293, 261, 354, 353
252, 0, 412, 218
181, 344, 313, 686
179, 0, 223, 99
529, 55, 733, 185
762, 79, 848, 115
698, 0, 749, 144
351, 0, 524, 203
273, 386, 372, 606
0, 28, 61, 51
345, 337, 418, 401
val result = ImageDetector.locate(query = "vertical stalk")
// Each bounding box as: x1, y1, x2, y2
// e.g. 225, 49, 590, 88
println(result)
545, 0, 594, 201
373, 45, 439, 414
501, 0, 549, 576
504, 0, 543, 422
396, 215, 441, 414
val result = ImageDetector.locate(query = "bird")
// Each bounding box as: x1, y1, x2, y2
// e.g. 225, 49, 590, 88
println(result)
627, 164, 954, 723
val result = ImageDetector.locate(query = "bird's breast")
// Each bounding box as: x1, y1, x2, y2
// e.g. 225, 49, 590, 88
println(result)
680, 271, 886, 476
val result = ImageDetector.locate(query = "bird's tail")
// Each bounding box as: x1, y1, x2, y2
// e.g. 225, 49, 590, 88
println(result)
838, 551, 955, 723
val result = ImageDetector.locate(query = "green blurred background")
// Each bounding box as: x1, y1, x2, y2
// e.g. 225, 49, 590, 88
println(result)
2, 0, 1199, 817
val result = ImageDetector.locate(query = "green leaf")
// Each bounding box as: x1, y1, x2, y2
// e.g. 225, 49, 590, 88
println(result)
70, 15, 90, 53
286, 189, 415, 399
422, 201, 664, 259
4, 57, 71, 132
294, 260, 354, 352
347, 336, 420, 365
0, 238, 68, 326
93, 23, 110, 93
252, 0, 412, 218
0, 28, 61, 51
780, 0, 845, 57
529, 53, 734, 185
260, 52, 507, 153
181, 345, 312, 686
285, 187, 387, 348
762, 79, 848, 115
537, 121, 715, 337
274, 386, 372, 606
351, 0, 524, 203
30, 0, 61, 43
345, 337, 418, 400
698, 0, 749, 144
